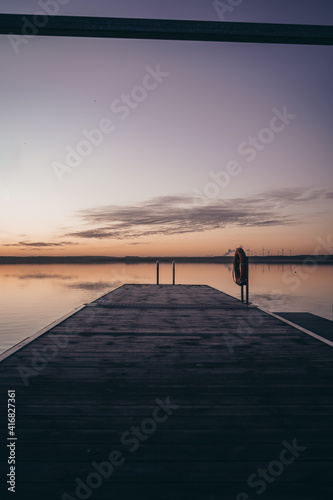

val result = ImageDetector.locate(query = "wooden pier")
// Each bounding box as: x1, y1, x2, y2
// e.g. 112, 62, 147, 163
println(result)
0, 284, 332, 499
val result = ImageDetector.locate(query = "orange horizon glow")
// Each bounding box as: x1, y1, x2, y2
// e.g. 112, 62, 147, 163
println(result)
1, 227, 332, 258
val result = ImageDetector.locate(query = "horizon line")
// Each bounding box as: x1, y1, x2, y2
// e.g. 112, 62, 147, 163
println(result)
1, 255, 332, 260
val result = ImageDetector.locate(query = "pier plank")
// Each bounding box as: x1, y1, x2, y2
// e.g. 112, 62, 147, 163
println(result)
0, 284, 332, 499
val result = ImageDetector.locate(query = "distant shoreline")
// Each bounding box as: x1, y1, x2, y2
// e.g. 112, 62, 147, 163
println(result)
1, 256, 332, 265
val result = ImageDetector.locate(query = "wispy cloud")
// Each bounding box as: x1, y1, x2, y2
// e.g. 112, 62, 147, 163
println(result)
66, 187, 330, 241
3, 241, 77, 248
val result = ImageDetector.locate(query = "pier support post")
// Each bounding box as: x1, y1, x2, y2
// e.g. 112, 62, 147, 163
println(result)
156, 260, 159, 285
246, 257, 249, 305
172, 260, 175, 285
240, 257, 249, 304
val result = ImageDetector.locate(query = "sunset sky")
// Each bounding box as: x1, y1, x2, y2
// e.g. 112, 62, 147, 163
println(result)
1, 0, 332, 257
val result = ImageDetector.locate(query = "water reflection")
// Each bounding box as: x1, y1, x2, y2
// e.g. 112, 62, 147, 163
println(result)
0, 263, 332, 354
67, 281, 116, 291
17, 274, 76, 280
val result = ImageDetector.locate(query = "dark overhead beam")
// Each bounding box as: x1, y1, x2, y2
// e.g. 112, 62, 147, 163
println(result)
0, 14, 333, 45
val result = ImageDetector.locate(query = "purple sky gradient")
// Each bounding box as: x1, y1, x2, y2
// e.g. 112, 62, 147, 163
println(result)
0, 1, 332, 256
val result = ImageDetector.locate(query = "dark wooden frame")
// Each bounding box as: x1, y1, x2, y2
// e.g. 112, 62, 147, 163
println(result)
0, 14, 333, 45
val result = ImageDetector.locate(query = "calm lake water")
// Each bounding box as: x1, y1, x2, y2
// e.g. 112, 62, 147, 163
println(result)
0, 263, 332, 354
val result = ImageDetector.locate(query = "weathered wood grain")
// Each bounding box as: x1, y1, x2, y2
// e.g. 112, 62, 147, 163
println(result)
0, 284, 332, 499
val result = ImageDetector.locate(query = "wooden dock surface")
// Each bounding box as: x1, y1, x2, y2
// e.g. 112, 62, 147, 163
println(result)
275, 312, 333, 342
0, 284, 332, 499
